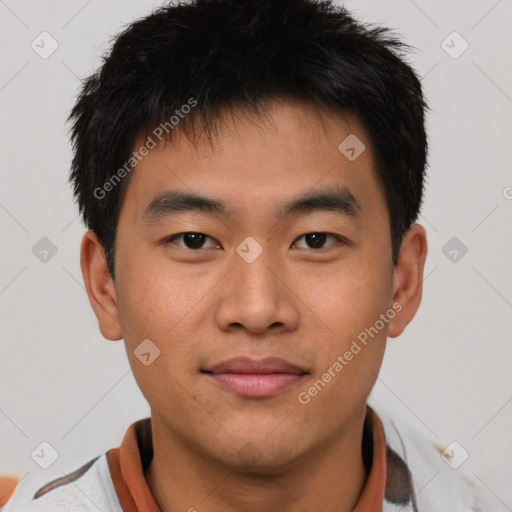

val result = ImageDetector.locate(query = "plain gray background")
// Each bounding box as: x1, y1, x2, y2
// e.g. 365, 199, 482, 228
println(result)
1, 0, 511, 509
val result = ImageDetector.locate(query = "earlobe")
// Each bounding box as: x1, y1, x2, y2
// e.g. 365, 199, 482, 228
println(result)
80, 230, 123, 341
387, 224, 428, 338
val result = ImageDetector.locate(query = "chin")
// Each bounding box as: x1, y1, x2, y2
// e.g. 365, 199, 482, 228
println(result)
212, 435, 307, 475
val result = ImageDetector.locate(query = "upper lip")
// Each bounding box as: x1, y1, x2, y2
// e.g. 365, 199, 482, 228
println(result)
204, 357, 308, 375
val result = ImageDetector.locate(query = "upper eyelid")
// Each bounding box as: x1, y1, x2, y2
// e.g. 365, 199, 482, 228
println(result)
167, 232, 343, 248
292, 233, 341, 247
167, 232, 219, 246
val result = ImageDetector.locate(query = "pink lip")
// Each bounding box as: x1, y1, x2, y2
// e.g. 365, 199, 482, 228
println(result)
203, 357, 308, 397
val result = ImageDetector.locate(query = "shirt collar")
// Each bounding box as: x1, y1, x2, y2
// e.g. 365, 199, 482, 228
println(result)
106, 404, 390, 512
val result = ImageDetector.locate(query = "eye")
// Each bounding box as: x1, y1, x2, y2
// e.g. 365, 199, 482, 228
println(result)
165, 232, 221, 250
292, 232, 341, 249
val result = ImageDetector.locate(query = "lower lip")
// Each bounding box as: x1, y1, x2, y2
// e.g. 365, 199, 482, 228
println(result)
207, 373, 305, 397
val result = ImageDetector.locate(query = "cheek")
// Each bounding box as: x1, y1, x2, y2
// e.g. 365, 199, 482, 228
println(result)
297, 252, 392, 406
116, 251, 201, 337
114, 251, 222, 383
114, 257, 204, 404
302, 259, 392, 339
296, 264, 390, 422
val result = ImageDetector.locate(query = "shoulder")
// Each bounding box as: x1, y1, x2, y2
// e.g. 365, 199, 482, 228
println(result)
370, 403, 477, 512
2, 454, 122, 512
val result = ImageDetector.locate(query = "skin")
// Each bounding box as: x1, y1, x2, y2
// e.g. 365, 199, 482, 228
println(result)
81, 98, 427, 512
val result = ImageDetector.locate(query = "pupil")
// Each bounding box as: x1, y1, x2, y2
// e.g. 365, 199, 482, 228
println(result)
306, 233, 326, 248
184, 233, 205, 249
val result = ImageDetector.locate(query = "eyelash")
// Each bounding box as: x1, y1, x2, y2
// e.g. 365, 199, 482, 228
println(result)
164, 232, 345, 250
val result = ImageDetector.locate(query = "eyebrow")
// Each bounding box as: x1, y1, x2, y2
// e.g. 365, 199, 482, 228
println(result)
142, 186, 362, 225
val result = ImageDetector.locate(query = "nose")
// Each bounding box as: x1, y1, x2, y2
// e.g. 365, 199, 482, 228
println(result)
214, 243, 301, 336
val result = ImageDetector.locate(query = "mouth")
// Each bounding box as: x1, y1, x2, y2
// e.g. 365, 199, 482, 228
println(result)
201, 357, 310, 398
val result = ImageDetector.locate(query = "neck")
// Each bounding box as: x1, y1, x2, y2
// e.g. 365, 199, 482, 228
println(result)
145, 409, 368, 512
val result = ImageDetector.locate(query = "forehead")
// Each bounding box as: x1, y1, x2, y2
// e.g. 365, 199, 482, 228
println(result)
119, 99, 385, 225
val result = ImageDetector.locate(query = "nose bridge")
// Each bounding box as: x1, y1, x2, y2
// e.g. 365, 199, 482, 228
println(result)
214, 237, 299, 334
234, 238, 282, 306
236, 245, 278, 293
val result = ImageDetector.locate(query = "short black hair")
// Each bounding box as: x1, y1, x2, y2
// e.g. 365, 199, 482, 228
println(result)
68, 0, 429, 279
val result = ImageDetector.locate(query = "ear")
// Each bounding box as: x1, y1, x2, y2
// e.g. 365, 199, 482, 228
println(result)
80, 230, 123, 341
387, 224, 428, 338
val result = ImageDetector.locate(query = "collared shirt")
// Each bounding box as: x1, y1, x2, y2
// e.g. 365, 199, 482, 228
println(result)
103, 405, 387, 512
1, 404, 477, 512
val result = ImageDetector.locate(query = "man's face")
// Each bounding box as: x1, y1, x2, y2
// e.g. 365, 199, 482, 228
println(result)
112, 100, 396, 470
